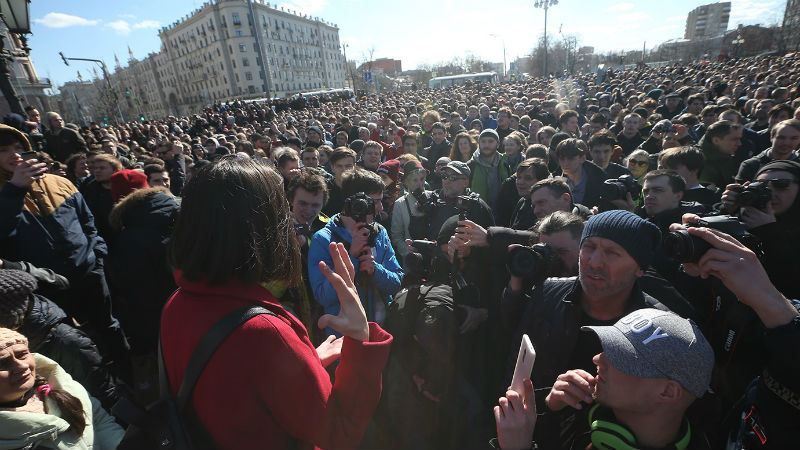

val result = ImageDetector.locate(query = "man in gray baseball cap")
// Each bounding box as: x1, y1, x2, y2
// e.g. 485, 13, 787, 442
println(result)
539, 308, 714, 449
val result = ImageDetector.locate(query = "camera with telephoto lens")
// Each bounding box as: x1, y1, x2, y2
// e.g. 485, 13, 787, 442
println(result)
343, 192, 379, 247
600, 174, 642, 202
404, 239, 439, 281
343, 192, 375, 223
734, 181, 771, 211
456, 194, 481, 221
662, 215, 760, 263
506, 243, 556, 285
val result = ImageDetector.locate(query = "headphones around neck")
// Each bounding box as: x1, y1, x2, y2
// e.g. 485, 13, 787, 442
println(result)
588, 404, 691, 450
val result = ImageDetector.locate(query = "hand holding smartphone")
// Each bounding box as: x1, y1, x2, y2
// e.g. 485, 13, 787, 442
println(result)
511, 334, 536, 396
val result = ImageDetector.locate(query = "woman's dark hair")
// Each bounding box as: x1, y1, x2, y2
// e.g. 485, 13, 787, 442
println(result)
65, 153, 87, 180
34, 376, 86, 436
169, 156, 301, 286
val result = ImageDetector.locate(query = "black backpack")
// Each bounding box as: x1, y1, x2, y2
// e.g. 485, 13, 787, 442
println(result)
113, 305, 275, 450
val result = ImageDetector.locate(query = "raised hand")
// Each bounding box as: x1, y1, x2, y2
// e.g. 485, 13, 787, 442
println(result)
317, 243, 369, 341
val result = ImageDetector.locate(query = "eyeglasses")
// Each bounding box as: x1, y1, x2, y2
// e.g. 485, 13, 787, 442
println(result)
629, 160, 649, 166
442, 174, 467, 182
762, 178, 797, 190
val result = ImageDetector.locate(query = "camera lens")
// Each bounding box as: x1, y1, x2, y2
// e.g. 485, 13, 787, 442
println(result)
600, 180, 626, 201
508, 247, 542, 278
662, 229, 712, 263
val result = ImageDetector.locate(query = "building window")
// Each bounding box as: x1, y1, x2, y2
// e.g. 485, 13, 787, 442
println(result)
235, 30, 243, 37
245, 72, 253, 81
243, 58, 249, 67
239, 43, 246, 52
248, 85, 256, 94
232, 13, 241, 26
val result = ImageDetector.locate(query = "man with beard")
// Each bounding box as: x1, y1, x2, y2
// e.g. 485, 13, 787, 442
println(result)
502, 210, 670, 398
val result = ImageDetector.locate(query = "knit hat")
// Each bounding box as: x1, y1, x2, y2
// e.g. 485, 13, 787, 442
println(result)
110, 169, 149, 203
580, 210, 661, 269
350, 139, 365, 153
0, 270, 37, 329
479, 128, 499, 142
755, 159, 800, 179
401, 159, 426, 179
377, 159, 402, 185
0, 327, 28, 352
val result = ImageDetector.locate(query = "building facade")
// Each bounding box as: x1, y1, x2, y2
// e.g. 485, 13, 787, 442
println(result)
685, 2, 731, 40
59, 0, 346, 120
0, 22, 51, 118
782, 0, 800, 51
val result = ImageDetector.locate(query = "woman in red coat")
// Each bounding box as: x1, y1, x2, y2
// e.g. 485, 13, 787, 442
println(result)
160, 156, 392, 449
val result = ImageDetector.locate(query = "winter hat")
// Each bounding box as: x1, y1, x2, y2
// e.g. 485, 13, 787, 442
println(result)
401, 159, 426, 179
0, 270, 37, 329
0, 124, 31, 152
479, 128, 499, 142
377, 159, 402, 185
350, 139, 365, 153
580, 210, 661, 269
110, 169, 149, 203
0, 327, 28, 352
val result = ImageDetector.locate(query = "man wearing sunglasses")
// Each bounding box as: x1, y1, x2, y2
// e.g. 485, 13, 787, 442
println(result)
425, 161, 494, 245
722, 160, 800, 299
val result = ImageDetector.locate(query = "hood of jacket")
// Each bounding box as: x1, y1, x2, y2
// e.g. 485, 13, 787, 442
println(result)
109, 187, 179, 232
470, 149, 500, 169
18, 295, 68, 351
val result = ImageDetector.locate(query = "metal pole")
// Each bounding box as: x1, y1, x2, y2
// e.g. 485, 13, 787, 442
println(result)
99, 62, 125, 123
247, 0, 271, 98
543, 4, 548, 77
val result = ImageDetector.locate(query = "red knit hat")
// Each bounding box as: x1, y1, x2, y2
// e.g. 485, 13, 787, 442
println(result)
377, 159, 402, 185
110, 169, 149, 202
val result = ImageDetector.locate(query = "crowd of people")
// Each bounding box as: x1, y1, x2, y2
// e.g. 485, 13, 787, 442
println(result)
0, 53, 799, 450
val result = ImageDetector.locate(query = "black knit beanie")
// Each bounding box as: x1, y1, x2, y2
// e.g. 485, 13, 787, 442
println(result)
0, 270, 37, 329
580, 210, 661, 269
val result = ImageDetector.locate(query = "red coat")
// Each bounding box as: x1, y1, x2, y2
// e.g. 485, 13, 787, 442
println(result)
160, 272, 392, 449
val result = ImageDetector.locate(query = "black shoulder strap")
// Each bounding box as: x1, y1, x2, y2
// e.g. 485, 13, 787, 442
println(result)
158, 305, 276, 412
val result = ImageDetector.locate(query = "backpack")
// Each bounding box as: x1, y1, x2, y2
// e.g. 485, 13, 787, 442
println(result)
113, 305, 275, 450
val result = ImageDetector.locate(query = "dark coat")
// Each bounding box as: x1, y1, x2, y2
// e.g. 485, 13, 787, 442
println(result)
44, 127, 88, 162
80, 179, 114, 241
0, 173, 106, 280
107, 187, 179, 354
494, 176, 521, 228
574, 160, 611, 210
20, 294, 118, 409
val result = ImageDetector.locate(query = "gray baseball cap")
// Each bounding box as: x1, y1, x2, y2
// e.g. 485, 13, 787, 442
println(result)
444, 160, 471, 177
582, 308, 713, 398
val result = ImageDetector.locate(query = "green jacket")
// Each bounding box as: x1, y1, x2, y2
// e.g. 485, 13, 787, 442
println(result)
468, 150, 510, 208
0, 354, 123, 450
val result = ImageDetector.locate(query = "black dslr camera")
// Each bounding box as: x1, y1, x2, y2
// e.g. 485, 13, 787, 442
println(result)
734, 181, 771, 210
343, 192, 379, 246
506, 243, 556, 285
600, 174, 642, 202
456, 194, 481, 220
662, 215, 760, 263
404, 239, 439, 281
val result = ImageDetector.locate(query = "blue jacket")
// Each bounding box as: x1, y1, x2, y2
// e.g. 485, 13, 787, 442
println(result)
308, 214, 403, 330
0, 173, 106, 280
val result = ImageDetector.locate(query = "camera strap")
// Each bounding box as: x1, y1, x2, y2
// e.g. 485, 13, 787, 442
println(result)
711, 287, 759, 372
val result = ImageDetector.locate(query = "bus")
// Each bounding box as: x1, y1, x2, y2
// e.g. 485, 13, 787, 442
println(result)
428, 72, 498, 89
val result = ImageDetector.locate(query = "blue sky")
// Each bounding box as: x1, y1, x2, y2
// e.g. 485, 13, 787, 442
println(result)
28, 0, 785, 92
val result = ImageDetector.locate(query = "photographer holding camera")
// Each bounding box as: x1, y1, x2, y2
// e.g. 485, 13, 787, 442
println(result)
425, 160, 494, 243
503, 210, 672, 399
668, 214, 800, 449
719, 160, 800, 298
309, 168, 403, 334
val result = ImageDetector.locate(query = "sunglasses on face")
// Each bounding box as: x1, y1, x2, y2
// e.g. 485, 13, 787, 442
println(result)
442, 174, 467, 182
762, 178, 797, 190
630, 160, 649, 166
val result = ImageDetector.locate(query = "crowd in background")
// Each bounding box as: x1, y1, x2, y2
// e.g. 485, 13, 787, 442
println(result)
0, 54, 799, 449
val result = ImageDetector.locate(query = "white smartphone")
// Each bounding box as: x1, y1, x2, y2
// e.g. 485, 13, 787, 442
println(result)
511, 334, 536, 395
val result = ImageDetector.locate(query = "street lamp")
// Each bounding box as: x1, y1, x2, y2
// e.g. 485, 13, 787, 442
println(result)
732, 34, 745, 58
489, 33, 506, 80
534, 0, 557, 78
0, 0, 30, 115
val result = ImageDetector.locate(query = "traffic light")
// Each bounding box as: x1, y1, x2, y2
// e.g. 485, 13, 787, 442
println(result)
59, 52, 69, 66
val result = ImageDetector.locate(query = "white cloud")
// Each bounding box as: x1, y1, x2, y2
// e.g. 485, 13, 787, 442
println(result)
33, 12, 99, 28
118, 14, 136, 20
133, 20, 160, 29
106, 20, 131, 34
106, 19, 160, 35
